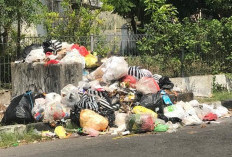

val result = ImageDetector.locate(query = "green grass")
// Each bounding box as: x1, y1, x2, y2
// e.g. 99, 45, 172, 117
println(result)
0, 129, 43, 148
196, 91, 232, 103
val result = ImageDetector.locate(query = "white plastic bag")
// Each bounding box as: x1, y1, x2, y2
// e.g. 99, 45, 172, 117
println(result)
45, 92, 62, 103
164, 104, 187, 119
60, 49, 85, 68
25, 48, 45, 63
182, 114, 202, 126
61, 84, 80, 107
102, 56, 128, 82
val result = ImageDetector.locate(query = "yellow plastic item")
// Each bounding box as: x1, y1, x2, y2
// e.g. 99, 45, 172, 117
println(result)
85, 54, 98, 68
54, 126, 68, 139
132, 106, 158, 118
80, 109, 109, 131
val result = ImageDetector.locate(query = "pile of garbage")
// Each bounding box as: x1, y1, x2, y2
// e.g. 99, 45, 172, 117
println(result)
16, 40, 98, 69
3, 43, 231, 138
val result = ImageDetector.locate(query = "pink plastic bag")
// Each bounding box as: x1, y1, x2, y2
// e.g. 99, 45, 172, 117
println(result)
136, 77, 160, 94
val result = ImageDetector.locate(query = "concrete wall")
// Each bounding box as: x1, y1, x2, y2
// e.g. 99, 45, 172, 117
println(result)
170, 74, 232, 97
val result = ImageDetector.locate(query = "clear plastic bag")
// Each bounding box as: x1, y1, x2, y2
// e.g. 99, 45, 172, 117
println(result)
102, 56, 128, 82
127, 114, 154, 133
61, 84, 80, 107
60, 49, 85, 68
136, 77, 160, 94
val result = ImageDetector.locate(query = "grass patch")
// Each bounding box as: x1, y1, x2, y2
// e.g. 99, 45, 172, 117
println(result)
0, 128, 46, 148
196, 91, 232, 103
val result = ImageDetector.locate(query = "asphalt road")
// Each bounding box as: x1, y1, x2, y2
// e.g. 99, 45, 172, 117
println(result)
1, 118, 232, 157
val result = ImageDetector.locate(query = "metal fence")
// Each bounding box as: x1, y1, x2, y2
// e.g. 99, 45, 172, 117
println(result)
0, 34, 231, 89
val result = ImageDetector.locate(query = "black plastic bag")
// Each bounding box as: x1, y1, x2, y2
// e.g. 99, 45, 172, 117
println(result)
140, 91, 165, 114
158, 76, 174, 90
1, 91, 35, 125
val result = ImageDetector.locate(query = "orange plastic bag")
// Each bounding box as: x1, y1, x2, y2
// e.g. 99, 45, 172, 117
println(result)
80, 109, 109, 131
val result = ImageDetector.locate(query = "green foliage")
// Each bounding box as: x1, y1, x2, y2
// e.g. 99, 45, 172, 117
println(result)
43, 0, 111, 40
137, 0, 232, 76
0, 128, 43, 148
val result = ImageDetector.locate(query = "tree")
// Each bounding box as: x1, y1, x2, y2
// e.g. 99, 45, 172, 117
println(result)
103, 0, 150, 34
43, 0, 112, 40
0, 0, 45, 55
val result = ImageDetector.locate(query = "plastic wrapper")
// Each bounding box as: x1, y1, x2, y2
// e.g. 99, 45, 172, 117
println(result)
25, 48, 45, 63
83, 128, 99, 137
136, 77, 160, 94
61, 84, 80, 107
154, 124, 169, 132
54, 126, 69, 139
132, 106, 158, 119
127, 114, 154, 133
113, 112, 128, 133
60, 49, 85, 68
85, 54, 98, 68
80, 109, 109, 131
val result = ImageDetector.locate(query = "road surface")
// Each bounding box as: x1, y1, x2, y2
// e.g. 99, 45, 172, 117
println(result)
1, 117, 232, 157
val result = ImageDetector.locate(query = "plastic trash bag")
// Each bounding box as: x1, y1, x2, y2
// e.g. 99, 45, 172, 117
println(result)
83, 128, 99, 137
113, 112, 128, 133
127, 114, 154, 133
158, 76, 174, 90
182, 114, 202, 126
139, 91, 165, 114
154, 124, 169, 132
102, 56, 129, 82
85, 54, 98, 68
25, 48, 45, 63
80, 109, 109, 131
54, 126, 69, 139
213, 105, 229, 118
203, 113, 218, 121
43, 101, 68, 123
60, 49, 85, 68
122, 75, 137, 88
132, 106, 158, 119
61, 84, 80, 108
22, 44, 42, 59
45, 93, 62, 103
31, 98, 46, 121
1, 91, 35, 125
136, 77, 160, 94
164, 104, 186, 119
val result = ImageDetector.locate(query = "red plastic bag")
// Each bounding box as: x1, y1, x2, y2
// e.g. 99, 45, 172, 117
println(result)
203, 113, 218, 121
79, 46, 89, 56
136, 77, 160, 94
71, 44, 80, 50
122, 75, 137, 87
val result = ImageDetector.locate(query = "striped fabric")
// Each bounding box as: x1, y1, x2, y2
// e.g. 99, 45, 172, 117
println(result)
43, 40, 62, 55
153, 74, 162, 83
128, 66, 153, 80
75, 89, 114, 112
